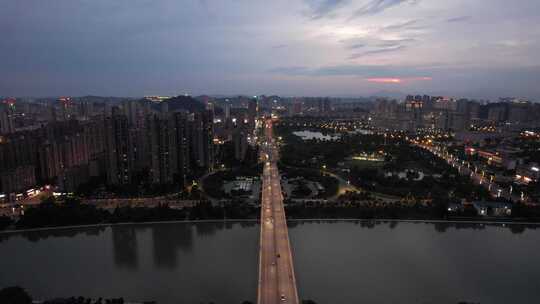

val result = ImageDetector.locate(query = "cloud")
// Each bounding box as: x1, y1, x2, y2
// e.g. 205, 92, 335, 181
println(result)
351, 0, 419, 18
304, 0, 350, 19
342, 37, 415, 52
349, 43, 366, 49
376, 38, 415, 47
269, 63, 431, 78
446, 16, 472, 23
268, 66, 312, 75
339, 19, 420, 58
2, 0, 540, 99
349, 45, 406, 59
381, 19, 421, 31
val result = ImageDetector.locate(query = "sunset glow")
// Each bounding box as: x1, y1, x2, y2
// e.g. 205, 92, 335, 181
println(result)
366, 77, 433, 84
366, 78, 402, 83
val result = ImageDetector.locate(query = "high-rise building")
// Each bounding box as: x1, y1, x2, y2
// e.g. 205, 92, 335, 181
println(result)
224, 103, 231, 120
233, 125, 248, 161
248, 99, 258, 126
123, 100, 140, 127
405, 100, 423, 130
58, 97, 73, 121
487, 104, 508, 122
105, 112, 132, 185
508, 101, 530, 124
293, 102, 302, 116
0, 101, 15, 134
469, 101, 480, 120
46, 101, 57, 122
38, 141, 62, 182
146, 115, 177, 184
173, 112, 190, 188
190, 110, 214, 171
323, 98, 332, 114
0, 165, 36, 195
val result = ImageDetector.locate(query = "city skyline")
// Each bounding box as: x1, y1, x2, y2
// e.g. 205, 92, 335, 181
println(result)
1, 0, 540, 99
3, 2, 540, 304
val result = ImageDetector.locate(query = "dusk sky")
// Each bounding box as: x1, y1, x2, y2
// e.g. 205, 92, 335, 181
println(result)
1, 0, 540, 99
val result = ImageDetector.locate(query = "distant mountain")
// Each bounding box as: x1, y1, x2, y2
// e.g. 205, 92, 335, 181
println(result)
162, 95, 206, 112
368, 90, 406, 100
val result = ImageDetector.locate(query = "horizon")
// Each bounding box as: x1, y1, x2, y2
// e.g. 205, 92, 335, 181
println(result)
3, 93, 539, 103
2, 0, 540, 99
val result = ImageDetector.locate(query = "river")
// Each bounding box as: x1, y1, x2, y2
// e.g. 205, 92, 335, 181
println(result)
1, 221, 539, 304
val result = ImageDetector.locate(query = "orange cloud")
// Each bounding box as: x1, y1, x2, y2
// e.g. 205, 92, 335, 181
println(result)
409, 77, 433, 81
366, 78, 402, 83
366, 77, 432, 83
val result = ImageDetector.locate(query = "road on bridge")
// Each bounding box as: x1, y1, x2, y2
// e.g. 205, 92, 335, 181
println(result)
257, 119, 299, 304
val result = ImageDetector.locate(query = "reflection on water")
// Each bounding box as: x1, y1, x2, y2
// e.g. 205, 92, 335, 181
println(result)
152, 223, 193, 268
1, 220, 535, 245
288, 219, 539, 234
1, 220, 539, 304
196, 221, 218, 237
289, 221, 540, 304
0, 226, 107, 243
111, 226, 139, 269
0, 221, 259, 304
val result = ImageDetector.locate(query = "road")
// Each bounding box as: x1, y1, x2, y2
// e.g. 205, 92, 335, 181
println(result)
257, 119, 300, 304
415, 143, 524, 202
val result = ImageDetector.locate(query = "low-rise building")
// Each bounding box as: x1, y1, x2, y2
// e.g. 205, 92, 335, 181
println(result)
472, 201, 512, 217
515, 163, 540, 184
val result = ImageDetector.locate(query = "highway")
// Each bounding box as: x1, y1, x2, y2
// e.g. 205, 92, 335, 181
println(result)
257, 119, 300, 304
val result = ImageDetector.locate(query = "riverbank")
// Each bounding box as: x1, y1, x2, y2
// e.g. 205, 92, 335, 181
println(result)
2, 199, 258, 232
2, 217, 539, 235
288, 218, 540, 225
0, 219, 258, 235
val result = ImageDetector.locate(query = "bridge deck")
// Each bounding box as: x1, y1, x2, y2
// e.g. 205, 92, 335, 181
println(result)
257, 120, 299, 304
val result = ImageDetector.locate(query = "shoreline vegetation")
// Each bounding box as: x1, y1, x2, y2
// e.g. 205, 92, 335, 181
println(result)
2, 193, 540, 234
0, 287, 325, 304
1, 215, 539, 236
0, 286, 484, 304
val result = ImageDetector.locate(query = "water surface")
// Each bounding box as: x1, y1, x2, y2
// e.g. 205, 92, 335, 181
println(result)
1, 221, 539, 304
293, 130, 339, 141
0, 222, 259, 304
290, 221, 540, 304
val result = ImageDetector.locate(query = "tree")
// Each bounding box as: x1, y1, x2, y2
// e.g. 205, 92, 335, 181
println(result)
0, 215, 12, 230
0, 286, 32, 304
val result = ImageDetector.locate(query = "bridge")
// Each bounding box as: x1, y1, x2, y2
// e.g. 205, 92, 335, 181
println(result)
257, 119, 299, 304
